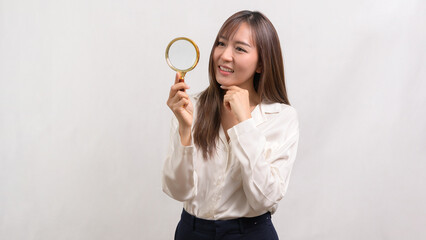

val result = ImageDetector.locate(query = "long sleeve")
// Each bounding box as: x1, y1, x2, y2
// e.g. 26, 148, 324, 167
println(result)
227, 107, 299, 212
162, 116, 198, 202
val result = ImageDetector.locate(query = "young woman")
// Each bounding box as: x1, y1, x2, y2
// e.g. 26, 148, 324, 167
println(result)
163, 10, 299, 240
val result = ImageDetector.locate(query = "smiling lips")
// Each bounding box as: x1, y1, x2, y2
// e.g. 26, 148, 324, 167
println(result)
219, 65, 234, 74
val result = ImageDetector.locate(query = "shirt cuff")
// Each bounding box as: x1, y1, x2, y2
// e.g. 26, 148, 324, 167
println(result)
227, 118, 257, 142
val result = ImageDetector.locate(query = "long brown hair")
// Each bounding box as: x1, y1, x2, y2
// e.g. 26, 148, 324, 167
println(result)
193, 10, 290, 159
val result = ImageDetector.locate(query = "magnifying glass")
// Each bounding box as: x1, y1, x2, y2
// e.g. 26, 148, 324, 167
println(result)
165, 37, 200, 83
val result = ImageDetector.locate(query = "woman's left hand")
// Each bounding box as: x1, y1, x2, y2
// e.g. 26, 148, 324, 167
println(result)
221, 85, 252, 123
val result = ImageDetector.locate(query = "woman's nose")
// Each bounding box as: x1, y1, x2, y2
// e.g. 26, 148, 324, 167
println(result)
220, 46, 233, 62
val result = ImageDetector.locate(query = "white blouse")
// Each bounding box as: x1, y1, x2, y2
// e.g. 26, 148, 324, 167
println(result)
162, 94, 299, 220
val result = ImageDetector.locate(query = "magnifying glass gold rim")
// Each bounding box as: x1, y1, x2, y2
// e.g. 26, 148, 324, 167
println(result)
165, 37, 200, 74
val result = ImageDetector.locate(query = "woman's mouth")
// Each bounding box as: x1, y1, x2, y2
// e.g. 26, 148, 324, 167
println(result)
218, 66, 234, 74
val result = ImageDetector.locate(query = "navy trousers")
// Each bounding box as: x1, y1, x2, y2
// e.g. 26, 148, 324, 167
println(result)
174, 209, 279, 240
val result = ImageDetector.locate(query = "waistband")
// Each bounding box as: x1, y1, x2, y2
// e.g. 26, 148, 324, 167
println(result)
180, 209, 272, 233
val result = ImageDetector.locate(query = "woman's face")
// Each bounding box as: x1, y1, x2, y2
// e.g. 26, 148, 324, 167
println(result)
213, 22, 261, 89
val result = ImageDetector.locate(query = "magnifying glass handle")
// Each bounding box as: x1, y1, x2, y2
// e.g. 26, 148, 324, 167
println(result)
179, 72, 186, 91
179, 71, 186, 82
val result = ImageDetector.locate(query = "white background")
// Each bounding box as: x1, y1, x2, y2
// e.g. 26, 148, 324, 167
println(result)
1, 0, 425, 239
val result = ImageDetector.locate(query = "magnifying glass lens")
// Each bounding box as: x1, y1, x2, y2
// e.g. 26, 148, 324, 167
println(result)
165, 37, 200, 78
168, 40, 197, 70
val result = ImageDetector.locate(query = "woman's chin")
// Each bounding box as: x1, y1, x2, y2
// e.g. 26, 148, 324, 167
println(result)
216, 77, 233, 86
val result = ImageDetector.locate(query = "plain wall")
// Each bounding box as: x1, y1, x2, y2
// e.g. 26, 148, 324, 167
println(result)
1, 0, 425, 239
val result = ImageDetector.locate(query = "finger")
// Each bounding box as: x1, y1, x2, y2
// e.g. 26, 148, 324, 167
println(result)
223, 91, 237, 101
174, 72, 182, 84
223, 95, 232, 105
170, 91, 188, 106
174, 72, 186, 93
169, 82, 190, 98
173, 98, 189, 110
171, 82, 190, 91
223, 94, 230, 102
175, 90, 189, 102
168, 92, 186, 108
173, 89, 190, 102
220, 85, 240, 91
223, 98, 232, 111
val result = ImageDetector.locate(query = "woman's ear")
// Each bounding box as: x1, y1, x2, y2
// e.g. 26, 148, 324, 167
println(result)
256, 62, 262, 73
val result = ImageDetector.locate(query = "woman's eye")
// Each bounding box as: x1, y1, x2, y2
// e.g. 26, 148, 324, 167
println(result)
217, 41, 225, 47
236, 47, 247, 52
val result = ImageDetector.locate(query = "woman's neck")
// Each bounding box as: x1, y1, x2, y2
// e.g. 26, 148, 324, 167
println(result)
239, 82, 260, 107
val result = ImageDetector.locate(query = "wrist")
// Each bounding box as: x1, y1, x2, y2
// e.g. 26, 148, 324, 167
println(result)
179, 125, 191, 134
237, 113, 252, 123
178, 126, 192, 146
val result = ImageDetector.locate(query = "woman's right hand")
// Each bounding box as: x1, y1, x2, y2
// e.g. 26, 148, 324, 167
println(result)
166, 73, 193, 145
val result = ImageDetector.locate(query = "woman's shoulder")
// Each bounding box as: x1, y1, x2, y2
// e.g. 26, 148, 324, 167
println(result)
260, 102, 299, 136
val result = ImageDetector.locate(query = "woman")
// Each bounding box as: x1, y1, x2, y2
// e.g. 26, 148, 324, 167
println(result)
163, 10, 299, 240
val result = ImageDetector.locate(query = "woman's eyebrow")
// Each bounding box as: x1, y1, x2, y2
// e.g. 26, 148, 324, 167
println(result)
219, 36, 252, 48
235, 40, 252, 48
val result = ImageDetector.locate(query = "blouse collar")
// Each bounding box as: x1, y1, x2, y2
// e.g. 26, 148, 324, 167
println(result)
252, 101, 284, 126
